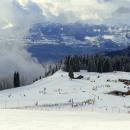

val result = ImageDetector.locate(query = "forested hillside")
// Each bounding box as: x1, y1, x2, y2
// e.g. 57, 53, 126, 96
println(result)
62, 54, 130, 72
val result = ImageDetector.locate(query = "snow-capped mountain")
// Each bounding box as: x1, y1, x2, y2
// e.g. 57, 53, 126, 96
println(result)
27, 23, 130, 47
25, 23, 130, 62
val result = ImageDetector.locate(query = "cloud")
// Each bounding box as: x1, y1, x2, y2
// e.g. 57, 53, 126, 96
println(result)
0, 0, 45, 80
12, 0, 130, 25
31, 0, 113, 23
0, 43, 44, 81
0, 0, 43, 30
115, 7, 130, 14
1, 0, 130, 26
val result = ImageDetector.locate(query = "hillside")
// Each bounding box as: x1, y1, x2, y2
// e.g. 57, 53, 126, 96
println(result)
107, 46, 130, 57
0, 70, 130, 113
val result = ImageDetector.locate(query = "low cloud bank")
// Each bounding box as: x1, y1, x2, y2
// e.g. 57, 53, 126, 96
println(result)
0, 43, 45, 82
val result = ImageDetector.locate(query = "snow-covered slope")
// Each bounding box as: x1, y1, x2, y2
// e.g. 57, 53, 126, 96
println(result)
0, 70, 130, 113
1, 110, 130, 130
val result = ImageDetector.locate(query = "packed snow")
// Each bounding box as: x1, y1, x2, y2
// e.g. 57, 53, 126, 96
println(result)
0, 109, 130, 130
0, 70, 130, 113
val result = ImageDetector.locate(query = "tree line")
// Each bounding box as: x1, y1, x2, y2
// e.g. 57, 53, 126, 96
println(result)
62, 54, 130, 73
0, 64, 60, 91
0, 72, 25, 90
1, 54, 130, 91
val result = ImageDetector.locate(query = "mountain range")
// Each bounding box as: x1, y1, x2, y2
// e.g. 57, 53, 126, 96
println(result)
26, 23, 130, 62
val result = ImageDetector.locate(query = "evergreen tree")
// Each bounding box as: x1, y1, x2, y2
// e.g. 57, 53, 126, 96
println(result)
87, 57, 97, 72
68, 67, 74, 79
97, 60, 103, 73
61, 54, 130, 73
14, 72, 20, 88
103, 59, 113, 72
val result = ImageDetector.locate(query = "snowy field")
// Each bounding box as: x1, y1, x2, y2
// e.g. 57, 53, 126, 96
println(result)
0, 109, 130, 130
0, 70, 130, 113
1, 70, 130, 130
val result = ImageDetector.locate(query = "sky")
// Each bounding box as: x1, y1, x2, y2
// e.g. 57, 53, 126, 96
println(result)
0, 0, 45, 80
0, 0, 130, 28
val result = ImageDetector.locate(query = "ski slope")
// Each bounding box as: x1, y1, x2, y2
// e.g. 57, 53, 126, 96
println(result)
0, 109, 130, 130
0, 70, 130, 113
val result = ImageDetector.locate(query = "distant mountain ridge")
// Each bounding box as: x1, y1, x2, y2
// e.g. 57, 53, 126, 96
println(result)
27, 23, 130, 47
26, 23, 130, 62
107, 46, 130, 57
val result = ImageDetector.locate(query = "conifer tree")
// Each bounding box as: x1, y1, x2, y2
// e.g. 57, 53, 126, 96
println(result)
68, 67, 74, 79
103, 59, 113, 72
14, 72, 20, 88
